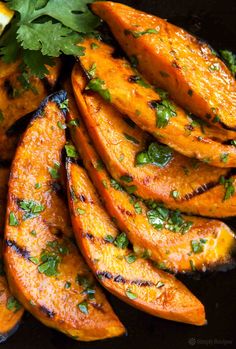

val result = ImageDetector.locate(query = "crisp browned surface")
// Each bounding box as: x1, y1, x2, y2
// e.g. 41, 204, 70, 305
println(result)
0, 168, 24, 336
78, 39, 236, 168
92, 1, 236, 130
72, 65, 236, 217
66, 86, 236, 273
0, 60, 61, 161
4, 93, 125, 341
67, 159, 206, 325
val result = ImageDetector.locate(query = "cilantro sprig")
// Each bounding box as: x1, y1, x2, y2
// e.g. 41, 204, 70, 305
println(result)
0, 0, 100, 78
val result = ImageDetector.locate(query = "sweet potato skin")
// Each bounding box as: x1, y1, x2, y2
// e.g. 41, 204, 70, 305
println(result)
66, 86, 236, 273
4, 92, 125, 341
78, 38, 236, 168
0, 168, 24, 340
66, 158, 206, 326
72, 65, 236, 217
92, 1, 236, 130
0, 60, 61, 161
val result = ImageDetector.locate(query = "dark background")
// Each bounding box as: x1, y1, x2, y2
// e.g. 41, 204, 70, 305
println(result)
2, 0, 236, 348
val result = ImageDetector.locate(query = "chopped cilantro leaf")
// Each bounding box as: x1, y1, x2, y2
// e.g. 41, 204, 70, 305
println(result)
86, 78, 111, 102
7, 296, 21, 313
65, 144, 78, 158
0, 0, 99, 77
77, 301, 88, 314
19, 199, 45, 220
125, 289, 137, 300
191, 239, 207, 254
38, 240, 68, 276
9, 212, 19, 226
136, 142, 173, 167
125, 254, 137, 264
156, 99, 177, 128
110, 179, 123, 191
220, 176, 235, 201
123, 133, 140, 144
220, 50, 236, 76
124, 28, 159, 38
114, 232, 129, 249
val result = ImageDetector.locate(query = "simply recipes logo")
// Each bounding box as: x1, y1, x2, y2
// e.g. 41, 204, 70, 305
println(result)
188, 338, 233, 346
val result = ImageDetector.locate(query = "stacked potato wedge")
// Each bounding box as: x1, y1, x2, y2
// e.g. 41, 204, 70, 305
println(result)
1, 0, 236, 343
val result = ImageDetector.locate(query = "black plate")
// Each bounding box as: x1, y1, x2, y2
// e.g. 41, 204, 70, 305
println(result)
2, 1, 236, 348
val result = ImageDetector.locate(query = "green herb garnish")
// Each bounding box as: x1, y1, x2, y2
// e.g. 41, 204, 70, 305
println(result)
146, 202, 193, 234
219, 50, 236, 76
19, 199, 45, 220
125, 289, 137, 300
110, 179, 123, 191
155, 100, 176, 128
136, 142, 173, 167
0, 0, 99, 77
9, 212, 19, 226
220, 176, 235, 201
123, 133, 140, 145
77, 301, 88, 314
7, 296, 21, 313
38, 240, 68, 276
124, 28, 159, 38
65, 144, 78, 158
86, 78, 111, 102
114, 232, 129, 249
191, 239, 207, 254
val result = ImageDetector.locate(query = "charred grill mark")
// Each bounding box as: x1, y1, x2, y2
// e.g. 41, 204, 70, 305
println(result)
183, 181, 219, 200
51, 181, 64, 197
4, 80, 14, 99
118, 206, 134, 217
123, 116, 136, 129
90, 302, 105, 313
97, 271, 113, 279
148, 100, 159, 109
83, 232, 94, 241
131, 279, 154, 287
79, 194, 86, 202
172, 60, 180, 69
39, 305, 56, 318
5, 239, 30, 259
114, 275, 126, 283
97, 270, 155, 287
128, 75, 140, 83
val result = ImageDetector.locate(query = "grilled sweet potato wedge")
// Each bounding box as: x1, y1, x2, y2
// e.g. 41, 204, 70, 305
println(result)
4, 92, 125, 341
92, 1, 236, 130
66, 88, 236, 273
0, 60, 61, 161
66, 159, 206, 326
0, 167, 23, 343
78, 39, 236, 168
72, 66, 236, 216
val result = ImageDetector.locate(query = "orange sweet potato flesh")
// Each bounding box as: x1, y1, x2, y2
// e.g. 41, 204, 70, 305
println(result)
92, 1, 236, 131
71, 65, 236, 217
4, 92, 125, 341
78, 38, 236, 168
0, 60, 61, 161
0, 167, 24, 341
66, 86, 236, 273
66, 159, 206, 326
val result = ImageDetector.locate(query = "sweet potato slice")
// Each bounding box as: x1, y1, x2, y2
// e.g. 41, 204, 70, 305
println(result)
71, 65, 232, 213
66, 87, 236, 273
0, 60, 61, 161
0, 167, 23, 342
78, 39, 236, 168
4, 92, 125, 341
92, 1, 236, 130
66, 159, 206, 326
